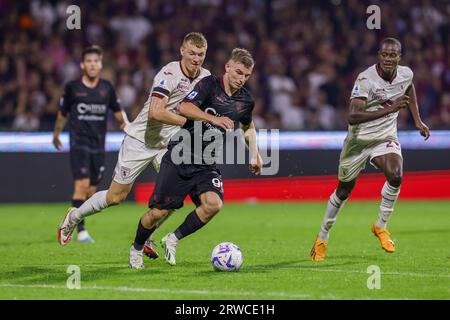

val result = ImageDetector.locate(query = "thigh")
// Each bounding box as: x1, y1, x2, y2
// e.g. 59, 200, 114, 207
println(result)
113, 135, 158, 184
338, 142, 370, 183
190, 169, 224, 207
89, 152, 105, 186
148, 156, 193, 210
70, 147, 90, 180
370, 140, 403, 173
371, 152, 403, 178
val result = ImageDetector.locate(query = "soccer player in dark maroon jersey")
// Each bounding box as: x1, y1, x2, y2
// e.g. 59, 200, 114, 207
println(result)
53, 45, 126, 243
129, 48, 263, 269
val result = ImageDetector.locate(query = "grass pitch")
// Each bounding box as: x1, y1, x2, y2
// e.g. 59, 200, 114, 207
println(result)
0, 201, 448, 300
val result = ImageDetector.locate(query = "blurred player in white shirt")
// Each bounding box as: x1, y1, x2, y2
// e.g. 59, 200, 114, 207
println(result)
310, 38, 430, 261
58, 33, 210, 258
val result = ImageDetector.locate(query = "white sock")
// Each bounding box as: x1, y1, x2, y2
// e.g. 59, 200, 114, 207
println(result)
319, 190, 347, 241
71, 190, 108, 224
376, 182, 400, 229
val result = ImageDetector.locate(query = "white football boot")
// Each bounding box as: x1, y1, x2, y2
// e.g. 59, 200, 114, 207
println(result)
129, 245, 144, 269
77, 230, 95, 243
57, 207, 77, 246
161, 233, 178, 266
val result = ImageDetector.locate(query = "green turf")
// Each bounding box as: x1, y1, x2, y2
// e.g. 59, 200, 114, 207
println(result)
0, 201, 449, 300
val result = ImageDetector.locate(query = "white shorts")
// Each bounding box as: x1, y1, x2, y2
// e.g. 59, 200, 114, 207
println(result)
113, 134, 168, 185
338, 139, 402, 182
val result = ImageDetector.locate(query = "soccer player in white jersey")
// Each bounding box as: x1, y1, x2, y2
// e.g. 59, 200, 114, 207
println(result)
310, 38, 430, 261
58, 33, 214, 254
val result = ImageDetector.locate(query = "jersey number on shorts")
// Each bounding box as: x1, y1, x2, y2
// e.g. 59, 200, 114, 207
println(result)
386, 141, 399, 148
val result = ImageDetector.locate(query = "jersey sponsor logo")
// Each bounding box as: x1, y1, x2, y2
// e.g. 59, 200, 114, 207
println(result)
186, 91, 198, 100
205, 107, 218, 116
177, 82, 190, 91
212, 178, 223, 191
374, 92, 388, 102
77, 103, 107, 114
77, 115, 105, 121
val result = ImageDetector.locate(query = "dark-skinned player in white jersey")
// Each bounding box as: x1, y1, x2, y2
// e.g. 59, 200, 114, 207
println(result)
310, 38, 430, 261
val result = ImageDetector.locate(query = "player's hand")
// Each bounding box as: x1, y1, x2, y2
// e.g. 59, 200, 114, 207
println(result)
389, 95, 409, 112
211, 116, 234, 131
416, 120, 430, 141
249, 153, 263, 175
52, 135, 62, 151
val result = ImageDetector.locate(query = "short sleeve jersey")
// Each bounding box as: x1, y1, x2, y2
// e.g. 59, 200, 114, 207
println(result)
348, 64, 413, 141
60, 79, 121, 152
168, 75, 255, 165
124, 61, 210, 148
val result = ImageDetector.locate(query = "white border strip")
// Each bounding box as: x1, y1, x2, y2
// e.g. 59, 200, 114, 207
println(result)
1, 131, 449, 152
0, 283, 311, 299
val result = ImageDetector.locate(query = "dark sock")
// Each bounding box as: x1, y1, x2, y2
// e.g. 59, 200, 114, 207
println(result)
72, 199, 85, 232
77, 220, 86, 232
133, 221, 156, 251
174, 210, 205, 240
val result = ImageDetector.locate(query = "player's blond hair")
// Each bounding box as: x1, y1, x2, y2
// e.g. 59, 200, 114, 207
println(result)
230, 48, 254, 68
182, 32, 208, 48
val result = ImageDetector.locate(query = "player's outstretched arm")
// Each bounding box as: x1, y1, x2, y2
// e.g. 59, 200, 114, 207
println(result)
52, 111, 67, 151
347, 96, 409, 125
179, 102, 234, 131
148, 95, 187, 127
406, 84, 430, 140
241, 121, 262, 175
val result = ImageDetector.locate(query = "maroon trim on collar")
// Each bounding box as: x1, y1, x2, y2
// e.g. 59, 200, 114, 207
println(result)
376, 63, 397, 83
179, 61, 200, 82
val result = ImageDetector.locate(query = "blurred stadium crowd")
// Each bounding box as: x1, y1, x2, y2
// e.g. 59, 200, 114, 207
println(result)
0, 0, 449, 132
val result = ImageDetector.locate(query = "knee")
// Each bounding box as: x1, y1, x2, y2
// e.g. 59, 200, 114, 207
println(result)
202, 198, 223, 218
150, 208, 169, 221
336, 187, 352, 201
387, 171, 402, 188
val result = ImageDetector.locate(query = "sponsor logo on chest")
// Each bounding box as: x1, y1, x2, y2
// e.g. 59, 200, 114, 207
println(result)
77, 103, 107, 114
177, 79, 190, 91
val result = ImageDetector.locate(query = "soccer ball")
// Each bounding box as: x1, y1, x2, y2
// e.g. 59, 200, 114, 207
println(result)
210, 242, 243, 272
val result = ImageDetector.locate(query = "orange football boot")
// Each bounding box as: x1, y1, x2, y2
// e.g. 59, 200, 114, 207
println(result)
372, 224, 395, 253
310, 235, 328, 261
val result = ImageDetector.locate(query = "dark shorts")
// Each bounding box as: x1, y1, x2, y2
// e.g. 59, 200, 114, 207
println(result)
70, 147, 105, 186
148, 153, 224, 210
